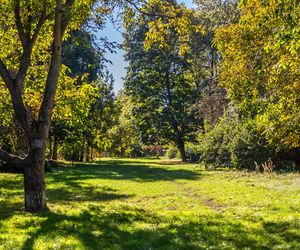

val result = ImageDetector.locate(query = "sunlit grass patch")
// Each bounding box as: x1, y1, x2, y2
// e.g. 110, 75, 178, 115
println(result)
0, 158, 299, 249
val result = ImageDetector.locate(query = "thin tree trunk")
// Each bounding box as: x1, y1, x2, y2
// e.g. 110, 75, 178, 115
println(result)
86, 140, 90, 162
177, 138, 187, 162
52, 135, 59, 160
120, 144, 124, 158
90, 147, 93, 161
80, 135, 85, 162
49, 136, 53, 159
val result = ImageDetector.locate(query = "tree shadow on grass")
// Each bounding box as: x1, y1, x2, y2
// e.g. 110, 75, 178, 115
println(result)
0, 177, 23, 221
47, 159, 201, 185
19, 205, 297, 250
47, 185, 133, 203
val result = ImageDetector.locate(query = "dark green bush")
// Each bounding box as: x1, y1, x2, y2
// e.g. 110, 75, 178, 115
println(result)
196, 112, 272, 169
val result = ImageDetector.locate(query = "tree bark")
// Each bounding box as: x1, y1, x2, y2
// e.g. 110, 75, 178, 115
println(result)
120, 144, 124, 158
80, 135, 85, 162
24, 138, 47, 212
49, 136, 53, 159
52, 135, 59, 160
22, 0, 63, 212
177, 137, 187, 162
86, 140, 90, 162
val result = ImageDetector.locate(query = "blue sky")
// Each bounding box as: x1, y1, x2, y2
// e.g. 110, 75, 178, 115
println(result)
98, 0, 196, 93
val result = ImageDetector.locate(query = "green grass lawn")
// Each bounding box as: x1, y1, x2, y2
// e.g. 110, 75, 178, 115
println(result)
0, 158, 299, 250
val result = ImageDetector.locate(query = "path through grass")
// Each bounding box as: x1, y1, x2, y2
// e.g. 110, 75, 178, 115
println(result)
0, 158, 299, 249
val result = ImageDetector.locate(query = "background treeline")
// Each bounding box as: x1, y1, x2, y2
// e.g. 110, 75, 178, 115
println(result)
1, 0, 299, 171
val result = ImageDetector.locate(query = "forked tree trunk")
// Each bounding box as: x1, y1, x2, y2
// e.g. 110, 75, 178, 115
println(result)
0, 0, 71, 212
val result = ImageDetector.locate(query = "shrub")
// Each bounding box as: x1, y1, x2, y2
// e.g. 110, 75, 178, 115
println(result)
196, 111, 272, 169
186, 143, 201, 163
165, 148, 179, 159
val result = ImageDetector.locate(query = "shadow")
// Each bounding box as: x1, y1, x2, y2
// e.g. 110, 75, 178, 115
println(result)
47, 186, 133, 203
47, 159, 201, 185
263, 221, 300, 243
0, 177, 24, 224
0, 159, 298, 249
19, 206, 294, 250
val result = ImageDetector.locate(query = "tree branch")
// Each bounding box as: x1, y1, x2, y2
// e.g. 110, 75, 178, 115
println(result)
14, 0, 27, 49
0, 59, 32, 136
15, 3, 49, 87
38, 0, 64, 125
0, 148, 25, 167
0, 59, 14, 88
124, 0, 175, 18
38, 0, 76, 126
61, 0, 75, 35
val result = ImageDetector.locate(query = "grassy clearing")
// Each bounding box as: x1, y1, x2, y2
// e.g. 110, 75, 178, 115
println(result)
0, 158, 299, 249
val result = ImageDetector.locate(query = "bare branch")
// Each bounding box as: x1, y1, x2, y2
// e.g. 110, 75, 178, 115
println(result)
0, 148, 25, 166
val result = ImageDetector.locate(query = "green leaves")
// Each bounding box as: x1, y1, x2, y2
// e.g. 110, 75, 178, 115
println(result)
215, 0, 300, 150
143, 0, 202, 56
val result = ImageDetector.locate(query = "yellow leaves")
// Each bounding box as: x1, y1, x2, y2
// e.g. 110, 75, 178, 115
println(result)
143, 0, 202, 57
215, 0, 300, 150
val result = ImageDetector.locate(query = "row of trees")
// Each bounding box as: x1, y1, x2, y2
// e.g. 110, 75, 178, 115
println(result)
121, 0, 300, 169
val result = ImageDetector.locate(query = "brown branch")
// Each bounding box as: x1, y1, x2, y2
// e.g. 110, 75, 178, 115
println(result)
38, 0, 76, 126
0, 60, 31, 136
38, 0, 63, 124
15, 3, 49, 87
14, 0, 27, 49
0, 59, 14, 88
0, 148, 25, 167
61, 0, 75, 35
124, 0, 175, 19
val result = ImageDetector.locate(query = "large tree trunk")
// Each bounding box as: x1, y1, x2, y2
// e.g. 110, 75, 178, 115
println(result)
177, 138, 187, 162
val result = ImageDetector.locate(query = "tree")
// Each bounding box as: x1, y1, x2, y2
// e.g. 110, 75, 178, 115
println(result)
0, 0, 94, 212
184, 0, 238, 125
215, 0, 300, 154
124, 0, 201, 162
49, 28, 116, 162
108, 91, 140, 157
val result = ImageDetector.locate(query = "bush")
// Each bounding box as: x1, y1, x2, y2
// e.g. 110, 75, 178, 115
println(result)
196, 112, 272, 169
165, 148, 179, 159
186, 143, 201, 163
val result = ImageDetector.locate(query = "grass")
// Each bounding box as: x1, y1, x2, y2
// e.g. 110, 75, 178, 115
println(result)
0, 158, 299, 250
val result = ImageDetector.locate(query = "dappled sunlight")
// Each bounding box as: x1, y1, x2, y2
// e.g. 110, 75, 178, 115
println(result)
0, 159, 299, 249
